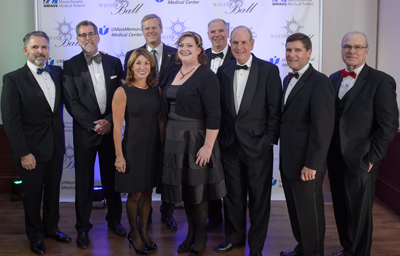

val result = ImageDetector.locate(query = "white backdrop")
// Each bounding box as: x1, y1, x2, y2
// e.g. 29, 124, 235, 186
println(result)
35, 0, 322, 202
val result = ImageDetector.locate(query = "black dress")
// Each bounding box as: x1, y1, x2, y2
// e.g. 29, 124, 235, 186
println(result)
160, 67, 227, 204
115, 84, 161, 194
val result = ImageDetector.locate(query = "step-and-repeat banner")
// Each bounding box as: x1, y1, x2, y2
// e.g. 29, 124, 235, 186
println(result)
36, 0, 322, 202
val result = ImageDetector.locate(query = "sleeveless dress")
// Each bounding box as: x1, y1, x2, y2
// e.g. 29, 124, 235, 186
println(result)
115, 84, 161, 193
160, 83, 227, 204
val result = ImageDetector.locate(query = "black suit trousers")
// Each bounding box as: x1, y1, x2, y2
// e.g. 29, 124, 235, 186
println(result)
18, 152, 63, 243
74, 132, 122, 232
222, 142, 273, 252
281, 170, 325, 256
328, 149, 378, 256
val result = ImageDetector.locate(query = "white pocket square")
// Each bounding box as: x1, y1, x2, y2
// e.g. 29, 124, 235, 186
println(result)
110, 75, 117, 79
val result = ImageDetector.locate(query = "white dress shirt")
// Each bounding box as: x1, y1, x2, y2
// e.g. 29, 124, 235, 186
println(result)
27, 61, 56, 112
87, 53, 107, 114
147, 43, 163, 71
338, 63, 365, 100
233, 55, 253, 114
210, 44, 229, 74
284, 63, 310, 105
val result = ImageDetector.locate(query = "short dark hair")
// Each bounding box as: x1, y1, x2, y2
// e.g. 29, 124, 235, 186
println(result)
286, 33, 312, 50
175, 31, 207, 65
122, 48, 158, 88
141, 14, 163, 29
23, 31, 49, 47
76, 20, 98, 36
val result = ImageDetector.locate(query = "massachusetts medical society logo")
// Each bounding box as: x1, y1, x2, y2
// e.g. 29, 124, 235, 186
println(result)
212, 0, 258, 14
272, 0, 315, 6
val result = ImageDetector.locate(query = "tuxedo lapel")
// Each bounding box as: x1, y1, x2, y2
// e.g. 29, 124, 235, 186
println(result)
77, 53, 98, 106
237, 57, 258, 118
48, 66, 62, 111
224, 61, 236, 117
331, 71, 343, 96
222, 46, 235, 65
281, 76, 290, 112
283, 65, 314, 111
342, 65, 369, 115
21, 65, 50, 109
101, 54, 112, 113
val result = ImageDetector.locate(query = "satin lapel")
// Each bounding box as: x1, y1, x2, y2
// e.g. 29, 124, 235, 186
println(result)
160, 44, 173, 80
237, 57, 258, 118
48, 66, 62, 111
223, 46, 235, 65
284, 65, 314, 110
332, 71, 343, 96
22, 64, 50, 109
224, 61, 236, 117
281, 76, 290, 112
342, 65, 369, 115
101, 54, 112, 113
78, 53, 98, 104
206, 49, 211, 68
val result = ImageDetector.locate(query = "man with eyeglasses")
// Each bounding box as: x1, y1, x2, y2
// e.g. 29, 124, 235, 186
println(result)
63, 20, 125, 249
327, 31, 398, 256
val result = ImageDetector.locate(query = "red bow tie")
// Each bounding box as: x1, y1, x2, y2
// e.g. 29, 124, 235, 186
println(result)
288, 72, 299, 79
341, 70, 356, 79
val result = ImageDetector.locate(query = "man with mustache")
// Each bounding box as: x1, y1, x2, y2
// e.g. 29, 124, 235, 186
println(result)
1, 31, 71, 255
63, 20, 125, 249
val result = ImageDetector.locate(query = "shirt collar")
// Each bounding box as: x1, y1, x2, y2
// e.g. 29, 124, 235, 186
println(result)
296, 63, 310, 77
212, 44, 229, 56
27, 61, 47, 75
236, 54, 253, 68
345, 63, 365, 76
147, 43, 163, 56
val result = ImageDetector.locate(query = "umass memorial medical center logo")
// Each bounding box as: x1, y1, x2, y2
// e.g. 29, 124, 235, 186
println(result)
43, 0, 85, 8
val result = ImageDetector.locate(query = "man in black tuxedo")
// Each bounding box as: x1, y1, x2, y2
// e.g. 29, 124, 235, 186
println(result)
327, 31, 398, 256
63, 20, 125, 249
1, 31, 71, 255
279, 33, 335, 256
124, 14, 179, 230
216, 26, 282, 256
204, 18, 235, 232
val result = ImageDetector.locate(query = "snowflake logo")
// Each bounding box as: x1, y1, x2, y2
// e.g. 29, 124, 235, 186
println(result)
64, 141, 75, 168
168, 17, 188, 38
115, 0, 129, 4
114, 48, 126, 68
55, 18, 74, 39
229, 0, 243, 7
282, 16, 304, 35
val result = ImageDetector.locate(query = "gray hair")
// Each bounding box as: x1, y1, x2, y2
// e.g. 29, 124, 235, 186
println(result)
207, 18, 229, 31
230, 26, 253, 41
141, 14, 163, 29
23, 31, 49, 47
75, 20, 98, 36
342, 31, 369, 48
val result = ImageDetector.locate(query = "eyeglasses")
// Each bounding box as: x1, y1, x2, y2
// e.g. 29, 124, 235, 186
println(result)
342, 45, 368, 51
78, 32, 98, 39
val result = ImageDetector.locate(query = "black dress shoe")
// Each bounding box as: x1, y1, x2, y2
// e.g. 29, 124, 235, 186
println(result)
161, 215, 177, 230
76, 231, 89, 249
108, 222, 127, 237
31, 241, 46, 255
127, 231, 150, 255
46, 231, 72, 243
280, 250, 302, 256
145, 241, 157, 251
216, 241, 245, 253
249, 251, 262, 256
205, 217, 223, 232
328, 251, 347, 256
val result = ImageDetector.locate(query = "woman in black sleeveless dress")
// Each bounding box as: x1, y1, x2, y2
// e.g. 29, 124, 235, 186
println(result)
112, 48, 164, 255
160, 32, 227, 256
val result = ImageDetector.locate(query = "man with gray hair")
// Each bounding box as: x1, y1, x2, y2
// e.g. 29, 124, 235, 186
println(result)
1, 31, 71, 255
124, 14, 179, 230
327, 31, 398, 256
63, 20, 125, 249
203, 18, 235, 232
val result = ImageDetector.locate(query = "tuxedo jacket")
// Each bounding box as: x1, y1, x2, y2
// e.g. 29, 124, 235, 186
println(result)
63, 52, 123, 148
217, 55, 282, 158
280, 64, 335, 180
124, 43, 178, 89
1, 64, 64, 162
205, 46, 235, 68
328, 64, 399, 176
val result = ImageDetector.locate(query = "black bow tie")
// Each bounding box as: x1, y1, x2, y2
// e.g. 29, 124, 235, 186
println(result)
288, 72, 299, 79
84, 54, 102, 65
235, 65, 248, 70
37, 66, 51, 75
211, 52, 224, 59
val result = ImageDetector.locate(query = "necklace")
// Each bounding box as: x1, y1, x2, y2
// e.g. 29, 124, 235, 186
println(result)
132, 83, 148, 89
179, 65, 198, 79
